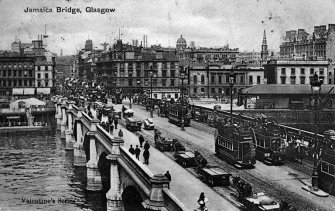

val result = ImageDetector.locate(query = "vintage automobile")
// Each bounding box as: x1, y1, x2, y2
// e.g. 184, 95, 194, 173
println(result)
155, 137, 185, 152
143, 118, 154, 130
112, 109, 122, 119
125, 117, 142, 131
123, 109, 134, 119
174, 150, 197, 168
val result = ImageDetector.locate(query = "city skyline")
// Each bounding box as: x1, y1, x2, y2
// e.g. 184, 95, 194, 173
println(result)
1, 0, 335, 55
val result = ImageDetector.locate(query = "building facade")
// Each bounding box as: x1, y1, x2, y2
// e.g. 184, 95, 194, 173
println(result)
187, 64, 264, 97
279, 24, 335, 61
264, 59, 331, 85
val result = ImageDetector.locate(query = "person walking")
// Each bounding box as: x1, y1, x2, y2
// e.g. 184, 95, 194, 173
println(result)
114, 118, 118, 129
144, 141, 150, 151
139, 135, 144, 148
134, 145, 141, 160
128, 145, 135, 155
109, 123, 114, 134
164, 171, 171, 189
118, 129, 123, 137
197, 192, 208, 210
143, 149, 150, 165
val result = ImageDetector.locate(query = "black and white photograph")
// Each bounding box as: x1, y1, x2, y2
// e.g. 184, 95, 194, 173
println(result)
0, 0, 335, 210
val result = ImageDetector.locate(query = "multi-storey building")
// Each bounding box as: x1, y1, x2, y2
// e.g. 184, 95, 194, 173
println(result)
187, 63, 264, 97
92, 40, 181, 100
176, 35, 239, 64
236, 51, 261, 65
264, 59, 331, 85
279, 24, 335, 61
0, 52, 35, 97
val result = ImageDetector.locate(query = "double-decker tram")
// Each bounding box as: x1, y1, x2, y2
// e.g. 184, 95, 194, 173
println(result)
168, 103, 191, 126
319, 130, 335, 195
252, 116, 285, 165
215, 122, 256, 169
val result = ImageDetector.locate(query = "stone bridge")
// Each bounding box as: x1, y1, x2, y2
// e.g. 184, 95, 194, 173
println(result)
53, 96, 186, 211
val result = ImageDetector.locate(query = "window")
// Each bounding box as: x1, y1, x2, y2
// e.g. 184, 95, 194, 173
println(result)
19, 80, 22, 86
170, 69, 175, 77
144, 70, 149, 77
162, 70, 167, 77
329, 72, 332, 76
281, 68, 286, 75
29, 70, 32, 77
291, 68, 295, 75
226, 75, 229, 83
153, 94, 157, 99
18, 70, 22, 77
2, 70, 6, 77
162, 79, 166, 86
37, 73, 41, 79
240, 76, 244, 83
281, 77, 286, 84
290, 77, 296, 84
45, 81, 48, 87
128, 79, 132, 86
218, 75, 222, 84
257, 76, 261, 84
193, 88, 197, 94
300, 77, 305, 84
170, 79, 175, 86
136, 70, 141, 77
201, 88, 205, 93
119, 79, 124, 86
320, 68, 324, 75
201, 75, 205, 84
144, 79, 149, 86
193, 75, 197, 84
310, 68, 314, 75
329, 79, 332, 84
153, 79, 158, 86
301, 68, 305, 75
45, 73, 48, 79
249, 76, 253, 84
211, 75, 215, 83
211, 88, 215, 93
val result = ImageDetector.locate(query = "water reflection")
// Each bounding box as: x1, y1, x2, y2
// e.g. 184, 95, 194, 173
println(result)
0, 129, 106, 211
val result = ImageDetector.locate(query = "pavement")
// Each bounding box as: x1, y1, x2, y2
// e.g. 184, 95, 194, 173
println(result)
91, 104, 239, 211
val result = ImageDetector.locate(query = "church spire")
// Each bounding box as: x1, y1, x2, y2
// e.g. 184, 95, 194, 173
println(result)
261, 30, 268, 63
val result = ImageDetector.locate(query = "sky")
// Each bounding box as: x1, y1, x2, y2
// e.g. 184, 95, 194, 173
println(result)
0, 0, 335, 55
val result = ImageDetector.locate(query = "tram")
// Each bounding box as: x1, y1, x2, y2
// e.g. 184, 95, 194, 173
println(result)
319, 130, 335, 195
168, 103, 191, 126
251, 116, 285, 165
215, 122, 256, 169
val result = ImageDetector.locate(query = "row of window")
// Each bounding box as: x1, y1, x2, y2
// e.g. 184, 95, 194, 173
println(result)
0, 62, 33, 68
0, 70, 33, 77
0, 79, 34, 87
321, 161, 335, 176
118, 79, 176, 87
194, 87, 239, 95
281, 68, 325, 75
196, 75, 261, 85
280, 76, 326, 84
118, 62, 178, 70
37, 73, 50, 79
119, 69, 177, 78
35, 66, 53, 71
218, 138, 234, 150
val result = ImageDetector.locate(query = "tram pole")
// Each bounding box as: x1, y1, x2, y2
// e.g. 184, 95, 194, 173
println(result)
228, 70, 235, 125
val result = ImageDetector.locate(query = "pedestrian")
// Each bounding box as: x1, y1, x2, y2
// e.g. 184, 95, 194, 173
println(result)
118, 129, 123, 137
143, 149, 150, 165
134, 145, 141, 160
197, 192, 208, 210
109, 123, 114, 134
114, 118, 118, 129
144, 141, 150, 151
139, 135, 144, 148
164, 171, 171, 189
128, 144, 135, 155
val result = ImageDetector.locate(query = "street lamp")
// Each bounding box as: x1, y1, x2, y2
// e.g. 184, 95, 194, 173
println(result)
310, 72, 322, 191
150, 69, 154, 118
179, 66, 187, 131
228, 70, 235, 125
129, 68, 133, 108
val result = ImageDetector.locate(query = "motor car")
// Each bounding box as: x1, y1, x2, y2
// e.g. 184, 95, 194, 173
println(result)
125, 117, 142, 131
143, 118, 154, 130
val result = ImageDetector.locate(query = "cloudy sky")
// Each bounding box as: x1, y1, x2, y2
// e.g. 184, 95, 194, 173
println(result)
0, 0, 334, 55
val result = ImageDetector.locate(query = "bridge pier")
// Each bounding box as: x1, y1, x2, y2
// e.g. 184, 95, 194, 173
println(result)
142, 174, 169, 211
65, 130, 75, 150
106, 137, 124, 211
56, 100, 62, 130
74, 107, 86, 166
86, 120, 102, 191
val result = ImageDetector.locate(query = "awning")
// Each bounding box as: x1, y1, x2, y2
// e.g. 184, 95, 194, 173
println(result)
12, 88, 24, 95
7, 116, 20, 119
24, 88, 35, 95
37, 88, 50, 94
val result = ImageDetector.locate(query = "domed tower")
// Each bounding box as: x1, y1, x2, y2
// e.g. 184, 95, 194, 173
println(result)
176, 35, 187, 50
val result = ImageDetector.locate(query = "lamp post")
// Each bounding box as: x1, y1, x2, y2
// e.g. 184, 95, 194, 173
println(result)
129, 69, 133, 108
150, 69, 154, 118
180, 66, 187, 131
228, 70, 235, 125
310, 72, 322, 191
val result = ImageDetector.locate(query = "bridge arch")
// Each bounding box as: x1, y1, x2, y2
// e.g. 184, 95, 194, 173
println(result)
98, 151, 110, 193
122, 186, 146, 211
83, 133, 90, 161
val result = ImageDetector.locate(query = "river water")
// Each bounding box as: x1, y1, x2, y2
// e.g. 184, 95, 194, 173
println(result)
0, 129, 106, 211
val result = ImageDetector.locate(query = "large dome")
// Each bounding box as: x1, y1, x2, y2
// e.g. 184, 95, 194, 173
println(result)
176, 35, 187, 50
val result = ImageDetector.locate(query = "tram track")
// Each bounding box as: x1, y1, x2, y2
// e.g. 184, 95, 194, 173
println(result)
124, 104, 331, 211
